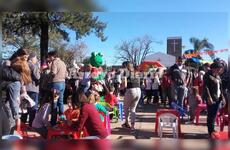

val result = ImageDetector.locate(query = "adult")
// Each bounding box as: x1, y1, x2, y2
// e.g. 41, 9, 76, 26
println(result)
0, 61, 10, 138
113, 69, 122, 97
203, 62, 225, 137
2, 48, 32, 133
194, 70, 205, 97
48, 51, 67, 126
169, 56, 189, 108
122, 62, 141, 132
144, 73, 152, 104
161, 69, 172, 107
152, 72, 160, 104
21, 52, 40, 127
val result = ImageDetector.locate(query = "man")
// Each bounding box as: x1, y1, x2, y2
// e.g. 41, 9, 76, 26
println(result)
23, 52, 40, 127
203, 62, 225, 137
169, 56, 189, 108
48, 51, 67, 125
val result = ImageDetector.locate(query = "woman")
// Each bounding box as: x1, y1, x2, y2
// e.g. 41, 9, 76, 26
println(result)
203, 62, 226, 137
144, 73, 152, 104
21, 52, 40, 127
2, 48, 32, 133
152, 73, 160, 104
72, 88, 108, 139
122, 63, 141, 133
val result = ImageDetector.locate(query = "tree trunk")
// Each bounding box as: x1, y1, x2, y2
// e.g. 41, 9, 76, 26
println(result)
0, 13, 2, 61
40, 15, 49, 65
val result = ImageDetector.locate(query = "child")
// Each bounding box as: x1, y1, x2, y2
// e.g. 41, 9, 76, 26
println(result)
187, 86, 202, 123
87, 90, 108, 122
104, 85, 117, 107
72, 89, 108, 139
64, 96, 80, 121
32, 89, 59, 138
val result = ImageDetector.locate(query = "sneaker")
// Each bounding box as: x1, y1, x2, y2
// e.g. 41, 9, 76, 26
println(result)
130, 127, 135, 133
185, 121, 193, 125
122, 123, 131, 129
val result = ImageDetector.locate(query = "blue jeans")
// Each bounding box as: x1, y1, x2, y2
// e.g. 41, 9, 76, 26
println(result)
21, 92, 39, 126
207, 101, 220, 135
6, 81, 21, 133
171, 84, 186, 108
51, 82, 65, 125
6, 81, 21, 120
152, 89, 159, 103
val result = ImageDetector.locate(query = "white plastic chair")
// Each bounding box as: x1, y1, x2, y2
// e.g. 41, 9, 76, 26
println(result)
158, 113, 179, 138
2, 134, 23, 141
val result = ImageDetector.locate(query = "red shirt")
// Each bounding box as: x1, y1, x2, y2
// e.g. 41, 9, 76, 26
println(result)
161, 74, 171, 89
76, 103, 108, 139
64, 108, 80, 121
194, 77, 203, 96
105, 93, 117, 106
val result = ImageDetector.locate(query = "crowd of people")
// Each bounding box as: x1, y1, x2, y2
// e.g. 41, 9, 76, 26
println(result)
0, 48, 229, 139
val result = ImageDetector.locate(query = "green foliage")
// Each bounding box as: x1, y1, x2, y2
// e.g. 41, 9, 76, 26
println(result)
189, 37, 215, 60
2, 12, 107, 62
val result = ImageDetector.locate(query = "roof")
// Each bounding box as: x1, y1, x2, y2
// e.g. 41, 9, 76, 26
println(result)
145, 52, 176, 59
144, 52, 176, 67
167, 37, 182, 40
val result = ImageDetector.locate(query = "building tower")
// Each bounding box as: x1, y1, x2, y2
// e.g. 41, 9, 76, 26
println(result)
167, 37, 182, 58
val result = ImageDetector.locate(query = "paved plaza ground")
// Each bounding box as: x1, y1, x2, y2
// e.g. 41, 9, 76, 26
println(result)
108, 102, 226, 140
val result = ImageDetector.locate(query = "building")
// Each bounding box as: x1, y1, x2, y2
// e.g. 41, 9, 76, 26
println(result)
167, 37, 182, 58
144, 52, 176, 68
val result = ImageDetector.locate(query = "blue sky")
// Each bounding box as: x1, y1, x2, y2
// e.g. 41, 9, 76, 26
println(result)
67, 0, 230, 65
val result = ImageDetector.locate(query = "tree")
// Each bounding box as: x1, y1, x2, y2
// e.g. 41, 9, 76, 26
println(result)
2, 12, 107, 64
189, 37, 215, 60
115, 35, 156, 68
69, 42, 88, 63
82, 57, 91, 66
0, 13, 2, 60
48, 32, 88, 67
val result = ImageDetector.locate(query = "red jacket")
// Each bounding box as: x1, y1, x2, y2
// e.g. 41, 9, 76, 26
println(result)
76, 103, 108, 139
161, 74, 171, 89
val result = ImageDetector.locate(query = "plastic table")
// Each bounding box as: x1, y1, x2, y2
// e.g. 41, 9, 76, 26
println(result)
47, 123, 81, 139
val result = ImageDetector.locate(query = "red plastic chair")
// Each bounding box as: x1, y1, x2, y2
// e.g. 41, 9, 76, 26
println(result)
195, 104, 220, 126
47, 123, 84, 139
211, 131, 228, 140
16, 122, 39, 139
220, 114, 228, 131
195, 103, 206, 125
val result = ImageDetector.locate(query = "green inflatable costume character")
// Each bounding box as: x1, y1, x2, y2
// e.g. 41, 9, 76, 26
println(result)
90, 52, 104, 68
89, 52, 106, 81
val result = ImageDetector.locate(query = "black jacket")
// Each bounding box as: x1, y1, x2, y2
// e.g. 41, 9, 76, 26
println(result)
203, 70, 224, 102
2, 66, 21, 82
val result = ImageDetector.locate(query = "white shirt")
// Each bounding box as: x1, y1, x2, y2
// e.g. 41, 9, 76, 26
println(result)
145, 77, 152, 90
152, 77, 160, 90
216, 79, 221, 98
